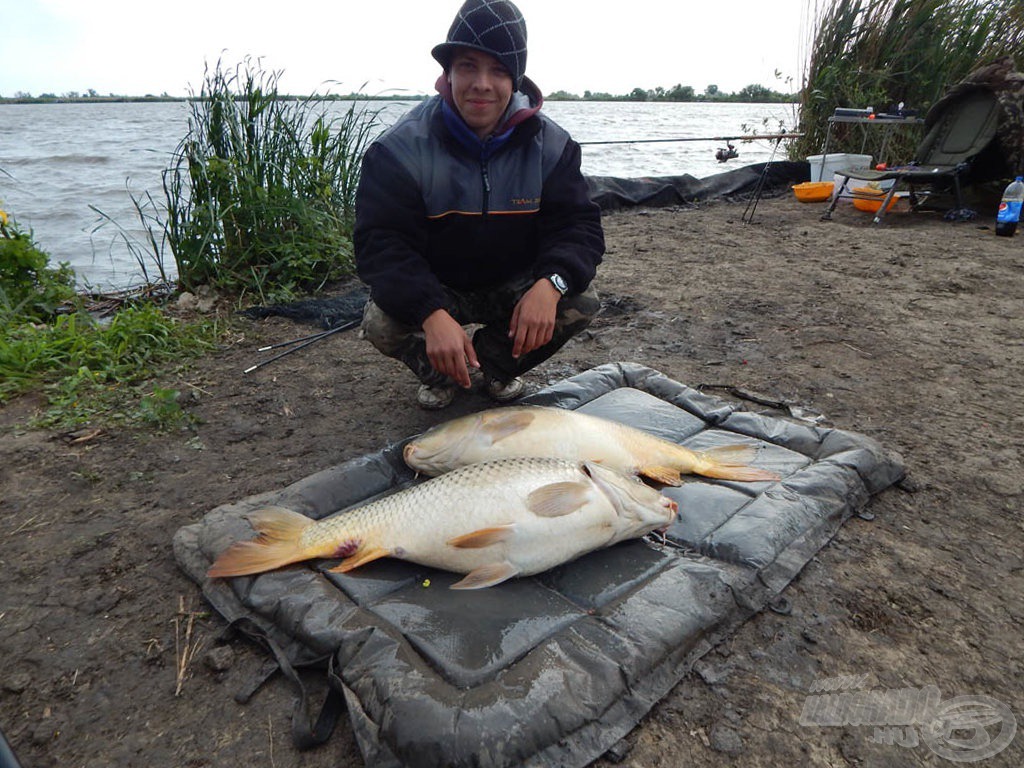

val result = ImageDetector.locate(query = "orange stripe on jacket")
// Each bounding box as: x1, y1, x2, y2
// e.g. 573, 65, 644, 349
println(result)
427, 208, 541, 220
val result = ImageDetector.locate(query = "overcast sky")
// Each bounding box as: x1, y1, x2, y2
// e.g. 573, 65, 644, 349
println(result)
1, 0, 811, 98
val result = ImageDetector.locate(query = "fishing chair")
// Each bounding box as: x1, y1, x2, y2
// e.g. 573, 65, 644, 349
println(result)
821, 87, 1001, 224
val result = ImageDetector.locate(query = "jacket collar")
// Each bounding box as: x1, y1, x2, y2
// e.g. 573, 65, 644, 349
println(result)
435, 74, 544, 157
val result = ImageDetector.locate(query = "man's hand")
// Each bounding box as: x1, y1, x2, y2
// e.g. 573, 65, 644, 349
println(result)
509, 279, 561, 358
422, 309, 479, 388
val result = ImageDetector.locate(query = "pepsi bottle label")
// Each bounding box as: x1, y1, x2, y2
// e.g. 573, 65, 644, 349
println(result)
997, 200, 1022, 223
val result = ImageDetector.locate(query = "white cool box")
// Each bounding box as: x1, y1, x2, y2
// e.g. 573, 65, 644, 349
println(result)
807, 153, 876, 200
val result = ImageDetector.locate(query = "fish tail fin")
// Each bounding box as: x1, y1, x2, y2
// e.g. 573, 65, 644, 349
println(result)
693, 444, 779, 482
207, 506, 315, 577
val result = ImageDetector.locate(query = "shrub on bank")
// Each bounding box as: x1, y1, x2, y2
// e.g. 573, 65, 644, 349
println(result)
0, 212, 217, 429
792, 0, 1022, 162
163, 58, 381, 303
0, 213, 78, 323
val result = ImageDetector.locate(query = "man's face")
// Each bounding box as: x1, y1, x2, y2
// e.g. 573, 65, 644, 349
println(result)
448, 48, 513, 140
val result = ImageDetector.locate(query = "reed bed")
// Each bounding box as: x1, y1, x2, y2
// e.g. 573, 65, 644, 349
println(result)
792, 0, 1023, 162
164, 58, 381, 302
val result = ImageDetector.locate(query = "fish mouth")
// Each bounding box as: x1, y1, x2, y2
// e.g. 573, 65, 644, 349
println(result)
403, 441, 452, 474
583, 461, 674, 525
655, 500, 678, 532
404, 418, 481, 472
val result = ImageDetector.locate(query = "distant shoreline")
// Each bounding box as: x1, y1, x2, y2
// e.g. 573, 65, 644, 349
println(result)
0, 90, 798, 106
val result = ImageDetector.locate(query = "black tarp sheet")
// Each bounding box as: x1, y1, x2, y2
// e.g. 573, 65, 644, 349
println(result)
585, 161, 809, 211
174, 363, 904, 767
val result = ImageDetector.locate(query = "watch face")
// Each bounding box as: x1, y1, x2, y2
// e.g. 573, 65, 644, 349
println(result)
550, 274, 568, 294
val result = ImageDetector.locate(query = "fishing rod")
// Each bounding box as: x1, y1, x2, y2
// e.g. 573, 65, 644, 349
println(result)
578, 132, 803, 146
742, 134, 789, 224
256, 327, 341, 353
243, 319, 360, 374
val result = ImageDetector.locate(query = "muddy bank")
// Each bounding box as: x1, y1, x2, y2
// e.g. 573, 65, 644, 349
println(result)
1, 192, 1022, 767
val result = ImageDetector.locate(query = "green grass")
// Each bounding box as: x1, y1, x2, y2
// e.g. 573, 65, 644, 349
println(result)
1, 212, 219, 430
1, 303, 219, 429
163, 57, 382, 303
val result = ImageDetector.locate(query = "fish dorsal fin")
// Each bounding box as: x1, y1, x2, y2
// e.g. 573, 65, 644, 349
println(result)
480, 409, 535, 444
448, 524, 516, 548
640, 465, 683, 486
451, 561, 520, 589
526, 481, 591, 517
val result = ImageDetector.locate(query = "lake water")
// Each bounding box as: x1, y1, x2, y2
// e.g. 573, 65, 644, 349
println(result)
0, 100, 797, 289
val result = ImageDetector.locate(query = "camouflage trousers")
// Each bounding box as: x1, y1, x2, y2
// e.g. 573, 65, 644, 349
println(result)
360, 274, 600, 388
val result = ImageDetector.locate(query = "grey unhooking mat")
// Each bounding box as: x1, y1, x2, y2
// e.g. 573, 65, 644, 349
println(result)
173, 363, 905, 767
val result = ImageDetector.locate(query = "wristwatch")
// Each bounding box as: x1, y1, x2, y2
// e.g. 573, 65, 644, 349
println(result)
547, 273, 569, 296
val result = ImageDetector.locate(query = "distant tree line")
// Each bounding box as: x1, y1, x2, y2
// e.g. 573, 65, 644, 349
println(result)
2, 83, 796, 105
546, 82, 797, 103
1, 89, 178, 103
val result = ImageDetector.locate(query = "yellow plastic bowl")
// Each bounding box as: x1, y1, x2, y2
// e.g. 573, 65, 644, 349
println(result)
793, 181, 834, 203
851, 187, 898, 213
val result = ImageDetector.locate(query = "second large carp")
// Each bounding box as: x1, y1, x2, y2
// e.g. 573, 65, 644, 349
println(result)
404, 406, 779, 485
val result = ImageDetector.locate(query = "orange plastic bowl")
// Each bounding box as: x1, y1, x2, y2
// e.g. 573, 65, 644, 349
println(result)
793, 181, 834, 203
851, 187, 898, 213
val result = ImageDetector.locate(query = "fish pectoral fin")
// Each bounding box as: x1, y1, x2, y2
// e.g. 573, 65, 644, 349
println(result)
480, 410, 535, 444
448, 524, 516, 549
328, 546, 389, 573
526, 481, 591, 517
450, 561, 519, 590
640, 465, 684, 486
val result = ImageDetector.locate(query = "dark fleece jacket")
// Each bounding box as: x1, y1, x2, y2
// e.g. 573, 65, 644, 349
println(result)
354, 77, 604, 326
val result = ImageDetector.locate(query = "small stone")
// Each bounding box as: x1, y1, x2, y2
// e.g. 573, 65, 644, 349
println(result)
603, 738, 632, 763
709, 723, 744, 756
196, 296, 217, 313
205, 645, 236, 673
695, 661, 732, 686
30, 720, 58, 746
3, 672, 31, 694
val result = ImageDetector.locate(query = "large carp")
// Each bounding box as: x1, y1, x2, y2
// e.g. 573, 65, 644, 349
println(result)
404, 406, 778, 485
207, 457, 677, 589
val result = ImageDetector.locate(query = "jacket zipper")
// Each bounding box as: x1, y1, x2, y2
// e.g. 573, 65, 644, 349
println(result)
480, 156, 491, 216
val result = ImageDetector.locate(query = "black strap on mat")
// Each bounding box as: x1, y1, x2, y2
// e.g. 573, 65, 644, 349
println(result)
222, 617, 346, 750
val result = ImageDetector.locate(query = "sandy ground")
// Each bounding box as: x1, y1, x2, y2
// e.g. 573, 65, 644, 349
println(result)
1, 191, 1022, 767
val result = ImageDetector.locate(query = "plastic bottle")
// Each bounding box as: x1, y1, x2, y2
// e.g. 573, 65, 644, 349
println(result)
995, 176, 1024, 237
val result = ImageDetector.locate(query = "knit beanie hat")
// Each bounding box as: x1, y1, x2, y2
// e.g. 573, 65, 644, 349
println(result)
431, 0, 528, 90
